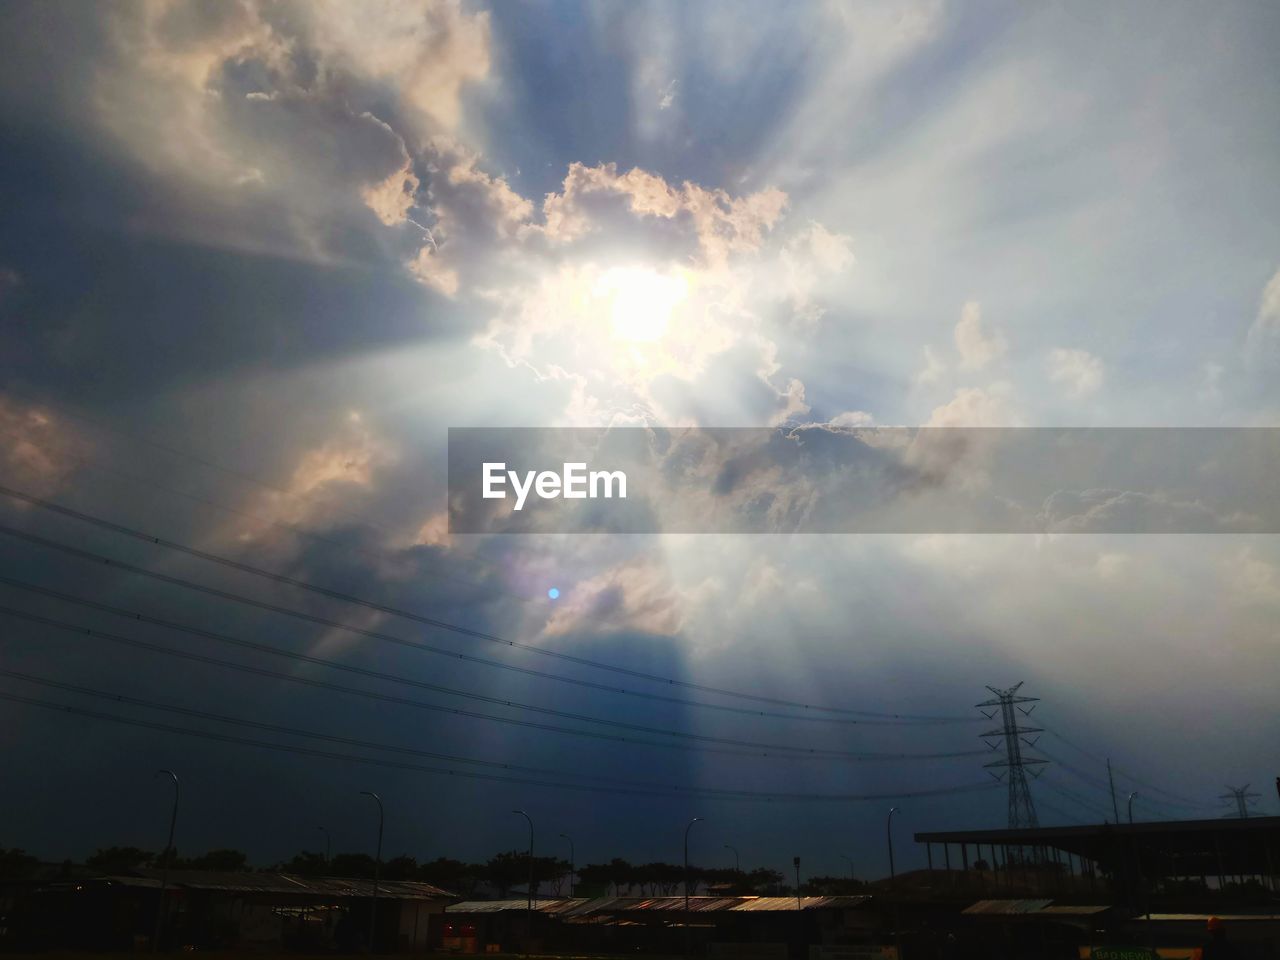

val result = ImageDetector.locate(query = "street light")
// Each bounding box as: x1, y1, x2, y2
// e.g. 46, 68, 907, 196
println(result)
684, 817, 703, 959
724, 844, 740, 874
360, 792, 383, 953
887, 808, 900, 887
317, 826, 331, 867
513, 810, 534, 957
559, 833, 575, 898
1127, 792, 1138, 825
840, 855, 854, 881
152, 770, 179, 953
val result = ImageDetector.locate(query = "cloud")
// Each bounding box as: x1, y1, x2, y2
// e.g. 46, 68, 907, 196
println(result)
1047, 347, 1104, 397
926, 383, 1017, 427
1039, 488, 1250, 534
914, 345, 945, 386
228, 411, 396, 543
0, 395, 87, 496
542, 557, 684, 639
780, 222, 855, 326
536, 162, 788, 269
300, 0, 490, 133
1247, 264, 1280, 346
953, 301, 1007, 370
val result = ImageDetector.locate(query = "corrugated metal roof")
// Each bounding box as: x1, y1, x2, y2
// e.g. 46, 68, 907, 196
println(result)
1144, 914, 1280, 922
445, 895, 871, 916
962, 899, 1053, 916
447, 899, 569, 913
1036, 905, 1112, 917
126, 869, 453, 900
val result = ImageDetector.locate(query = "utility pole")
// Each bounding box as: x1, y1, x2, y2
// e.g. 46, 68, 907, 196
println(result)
977, 683, 1047, 830
684, 817, 703, 960
1107, 759, 1121, 824
724, 844, 740, 874
559, 833, 575, 898
152, 770, 179, 953
1219, 785, 1260, 819
318, 826, 330, 867
886, 808, 899, 886
513, 811, 534, 957
793, 856, 803, 955
360, 792, 383, 953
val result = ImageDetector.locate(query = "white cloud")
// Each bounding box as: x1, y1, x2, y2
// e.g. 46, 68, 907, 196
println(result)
926, 383, 1017, 427
953, 301, 1007, 370
1247, 264, 1280, 345
1047, 347, 1104, 397
914, 344, 945, 386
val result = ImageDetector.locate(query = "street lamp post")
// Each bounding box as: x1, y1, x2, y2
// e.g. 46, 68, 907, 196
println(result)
1128, 792, 1138, 825
887, 808, 900, 887
684, 817, 703, 959
513, 811, 534, 956
840, 855, 854, 881
152, 770, 179, 953
360, 792, 383, 953
318, 826, 331, 867
559, 833, 575, 898
724, 844, 740, 874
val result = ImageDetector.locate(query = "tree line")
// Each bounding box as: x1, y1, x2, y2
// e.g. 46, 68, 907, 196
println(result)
3, 846, 867, 898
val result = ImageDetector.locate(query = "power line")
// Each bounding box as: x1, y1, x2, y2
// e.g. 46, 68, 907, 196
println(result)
0, 482, 978, 723
1038, 749, 1188, 821
0, 681, 1004, 805
0, 595, 984, 763
0, 392, 546, 611
0, 523, 957, 728
1040, 728, 1217, 811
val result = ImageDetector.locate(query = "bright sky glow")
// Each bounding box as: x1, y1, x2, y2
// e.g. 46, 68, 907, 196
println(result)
597, 267, 689, 343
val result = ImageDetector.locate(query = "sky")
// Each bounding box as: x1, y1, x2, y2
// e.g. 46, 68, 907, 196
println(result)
0, 0, 1278, 882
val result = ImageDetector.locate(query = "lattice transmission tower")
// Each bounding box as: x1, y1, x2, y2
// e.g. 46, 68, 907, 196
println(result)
977, 682, 1047, 830
1219, 784, 1260, 819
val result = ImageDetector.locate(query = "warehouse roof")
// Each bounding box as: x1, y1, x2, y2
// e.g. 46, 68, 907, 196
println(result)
446, 895, 871, 915
79, 869, 456, 900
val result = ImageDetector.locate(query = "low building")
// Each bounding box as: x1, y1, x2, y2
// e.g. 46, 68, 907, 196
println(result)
7, 868, 454, 951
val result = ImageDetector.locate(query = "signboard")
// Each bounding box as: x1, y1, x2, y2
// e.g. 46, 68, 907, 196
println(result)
1079, 948, 1202, 960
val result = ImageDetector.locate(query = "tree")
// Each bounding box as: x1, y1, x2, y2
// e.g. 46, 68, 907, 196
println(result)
486, 851, 528, 897
86, 847, 153, 872
277, 851, 328, 876
383, 855, 419, 881
418, 857, 482, 897
745, 867, 785, 894
801, 875, 864, 896
328, 853, 377, 878
175, 849, 248, 871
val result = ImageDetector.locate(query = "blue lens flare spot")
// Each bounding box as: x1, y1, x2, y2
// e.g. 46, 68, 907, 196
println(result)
547, 587, 560, 600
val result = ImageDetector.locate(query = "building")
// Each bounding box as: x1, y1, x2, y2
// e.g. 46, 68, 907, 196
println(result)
7, 868, 455, 951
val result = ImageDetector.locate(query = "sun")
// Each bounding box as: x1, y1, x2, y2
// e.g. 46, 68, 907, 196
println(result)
595, 266, 689, 343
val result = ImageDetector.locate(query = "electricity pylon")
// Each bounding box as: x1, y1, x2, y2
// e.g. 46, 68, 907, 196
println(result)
1219, 784, 1260, 819
977, 682, 1047, 830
